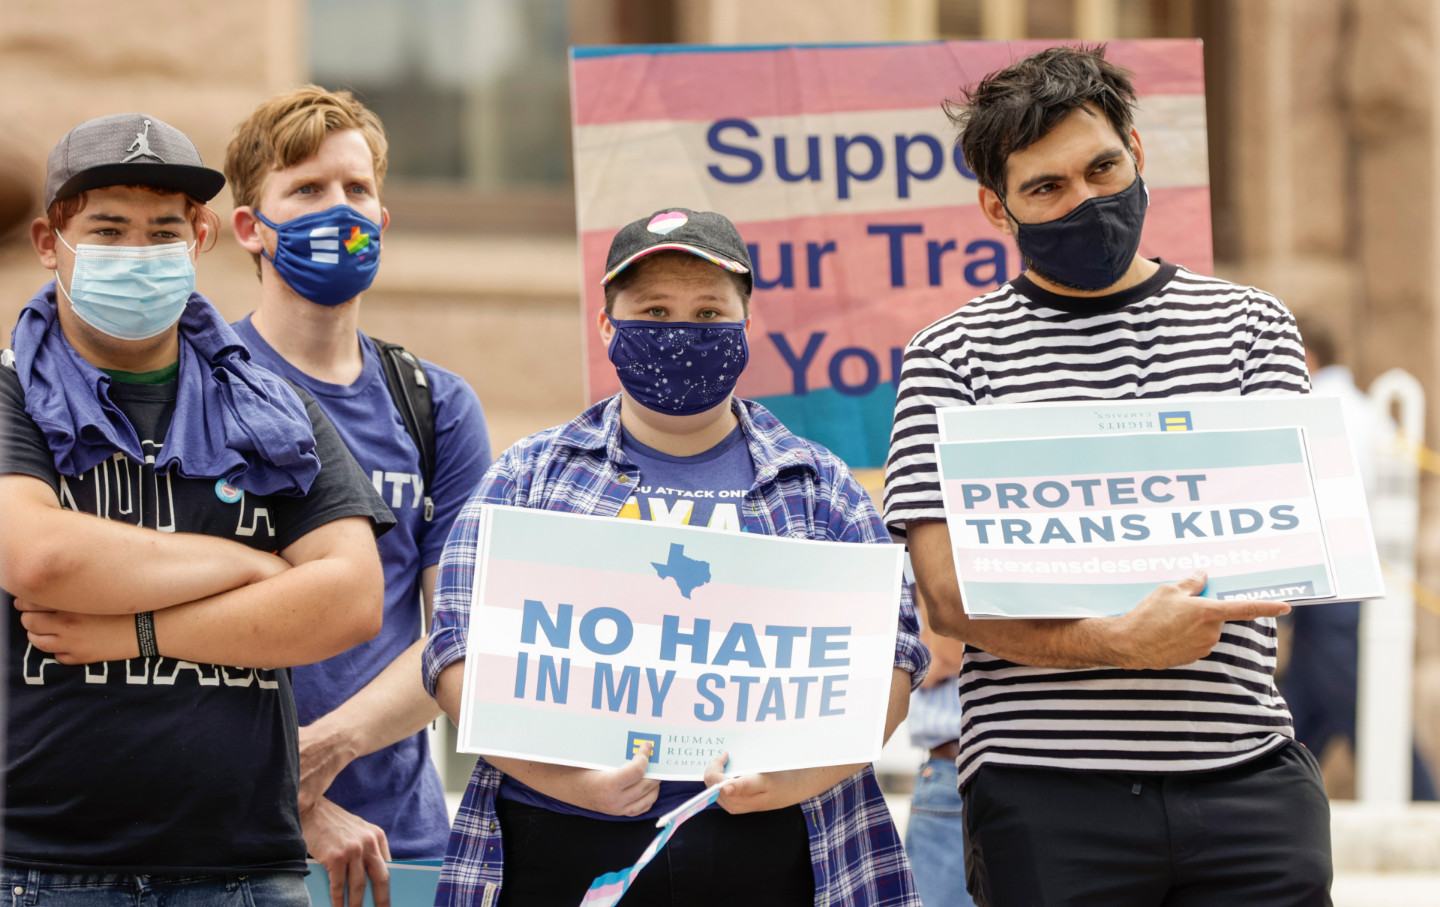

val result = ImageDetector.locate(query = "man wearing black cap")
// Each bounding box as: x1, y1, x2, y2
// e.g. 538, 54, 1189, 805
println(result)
421, 208, 929, 906
0, 113, 393, 903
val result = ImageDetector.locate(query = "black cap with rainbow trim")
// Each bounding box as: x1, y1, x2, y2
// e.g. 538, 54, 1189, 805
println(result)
601, 207, 753, 294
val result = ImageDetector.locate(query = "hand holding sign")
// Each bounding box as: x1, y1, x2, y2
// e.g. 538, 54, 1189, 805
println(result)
488, 743, 663, 819
581, 741, 663, 817
702, 750, 870, 816
1106, 571, 1291, 670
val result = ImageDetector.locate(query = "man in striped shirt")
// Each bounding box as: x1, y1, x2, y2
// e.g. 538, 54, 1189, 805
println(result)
885, 45, 1332, 906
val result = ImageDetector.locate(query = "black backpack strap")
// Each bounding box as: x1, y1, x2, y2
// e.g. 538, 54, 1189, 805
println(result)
370, 336, 437, 521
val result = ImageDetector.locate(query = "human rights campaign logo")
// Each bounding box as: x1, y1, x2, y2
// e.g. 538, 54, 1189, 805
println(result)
1158, 411, 1193, 432
627, 731, 661, 764
308, 226, 373, 263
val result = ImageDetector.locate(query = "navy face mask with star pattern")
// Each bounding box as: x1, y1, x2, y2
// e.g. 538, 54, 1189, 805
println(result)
607, 318, 749, 416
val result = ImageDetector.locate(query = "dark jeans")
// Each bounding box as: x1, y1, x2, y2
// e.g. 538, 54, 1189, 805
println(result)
0, 869, 307, 907
962, 742, 1333, 907
495, 798, 814, 907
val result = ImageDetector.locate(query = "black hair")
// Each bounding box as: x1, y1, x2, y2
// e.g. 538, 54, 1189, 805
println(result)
947, 44, 1139, 197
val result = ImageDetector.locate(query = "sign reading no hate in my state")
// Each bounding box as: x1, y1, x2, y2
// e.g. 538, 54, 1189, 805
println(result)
937, 427, 1336, 618
457, 505, 904, 780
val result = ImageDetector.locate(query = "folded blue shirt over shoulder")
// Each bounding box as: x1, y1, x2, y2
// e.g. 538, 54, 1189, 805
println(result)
10, 283, 318, 496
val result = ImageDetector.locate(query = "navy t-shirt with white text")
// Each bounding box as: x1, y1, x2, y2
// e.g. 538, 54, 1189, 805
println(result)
234, 316, 493, 858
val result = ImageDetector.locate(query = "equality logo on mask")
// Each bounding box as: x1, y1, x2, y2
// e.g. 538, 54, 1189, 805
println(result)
307, 227, 343, 264
305, 225, 373, 263
647, 211, 688, 235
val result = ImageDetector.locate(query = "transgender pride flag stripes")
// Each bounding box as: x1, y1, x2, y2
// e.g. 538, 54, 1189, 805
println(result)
578, 784, 724, 907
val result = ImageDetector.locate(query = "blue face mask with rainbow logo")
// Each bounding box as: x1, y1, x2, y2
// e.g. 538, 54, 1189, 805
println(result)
256, 205, 381, 306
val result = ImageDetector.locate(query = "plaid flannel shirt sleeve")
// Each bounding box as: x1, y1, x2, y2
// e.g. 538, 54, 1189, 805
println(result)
423, 452, 522, 697
817, 453, 930, 689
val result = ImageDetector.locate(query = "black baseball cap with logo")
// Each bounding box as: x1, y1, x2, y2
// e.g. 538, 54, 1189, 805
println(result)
602, 207, 753, 294
44, 113, 225, 210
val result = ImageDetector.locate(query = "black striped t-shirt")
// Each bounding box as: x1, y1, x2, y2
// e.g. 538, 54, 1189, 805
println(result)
883, 261, 1310, 787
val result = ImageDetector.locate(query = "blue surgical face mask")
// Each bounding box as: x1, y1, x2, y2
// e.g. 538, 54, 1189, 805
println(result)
54, 235, 196, 340
607, 318, 749, 416
1005, 173, 1149, 292
255, 204, 382, 306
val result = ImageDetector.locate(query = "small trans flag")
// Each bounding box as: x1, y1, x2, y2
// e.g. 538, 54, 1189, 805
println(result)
577, 782, 724, 907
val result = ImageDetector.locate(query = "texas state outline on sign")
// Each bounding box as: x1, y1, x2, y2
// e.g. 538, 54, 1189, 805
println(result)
651, 543, 711, 598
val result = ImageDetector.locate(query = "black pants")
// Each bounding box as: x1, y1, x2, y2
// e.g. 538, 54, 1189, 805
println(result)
495, 799, 814, 907
962, 741, 1333, 907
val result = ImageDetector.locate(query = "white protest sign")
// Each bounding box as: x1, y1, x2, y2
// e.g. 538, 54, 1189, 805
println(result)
457, 506, 904, 779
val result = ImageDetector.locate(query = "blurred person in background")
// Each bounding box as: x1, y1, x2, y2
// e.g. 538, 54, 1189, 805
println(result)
225, 87, 494, 907
1, 112, 390, 905
1283, 315, 1437, 801
904, 578, 977, 907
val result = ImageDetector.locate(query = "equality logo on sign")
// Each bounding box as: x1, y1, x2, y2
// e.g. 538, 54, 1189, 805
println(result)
1159, 411, 1193, 432
627, 731, 661, 763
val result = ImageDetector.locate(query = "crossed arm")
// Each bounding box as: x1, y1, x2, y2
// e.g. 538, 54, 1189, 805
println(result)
905, 519, 1291, 670
1, 473, 383, 668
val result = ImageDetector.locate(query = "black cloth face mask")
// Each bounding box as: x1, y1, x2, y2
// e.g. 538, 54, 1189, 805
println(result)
1004, 173, 1149, 292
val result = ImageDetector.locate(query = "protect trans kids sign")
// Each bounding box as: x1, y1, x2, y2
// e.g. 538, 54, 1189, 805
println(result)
937, 427, 1336, 618
937, 396, 1383, 603
456, 506, 904, 779
570, 40, 1212, 467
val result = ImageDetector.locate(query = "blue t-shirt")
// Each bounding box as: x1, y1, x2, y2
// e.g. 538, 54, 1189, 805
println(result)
234, 316, 493, 858
499, 424, 756, 821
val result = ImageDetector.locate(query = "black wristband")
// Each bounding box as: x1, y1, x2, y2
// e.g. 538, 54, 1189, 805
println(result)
135, 611, 158, 658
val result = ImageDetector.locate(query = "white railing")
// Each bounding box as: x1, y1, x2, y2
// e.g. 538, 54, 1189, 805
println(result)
1359, 369, 1424, 805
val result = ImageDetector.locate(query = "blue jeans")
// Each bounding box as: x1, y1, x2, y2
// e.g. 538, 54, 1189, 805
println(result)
0, 868, 309, 906
906, 756, 976, 907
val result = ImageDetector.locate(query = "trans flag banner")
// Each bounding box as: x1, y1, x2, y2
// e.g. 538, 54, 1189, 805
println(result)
570, 40, 1211, 467
937, 427, 1337, 618
456, 505, 904, 779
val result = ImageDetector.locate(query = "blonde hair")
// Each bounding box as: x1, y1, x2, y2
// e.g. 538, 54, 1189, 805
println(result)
224, 86, 388, 266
